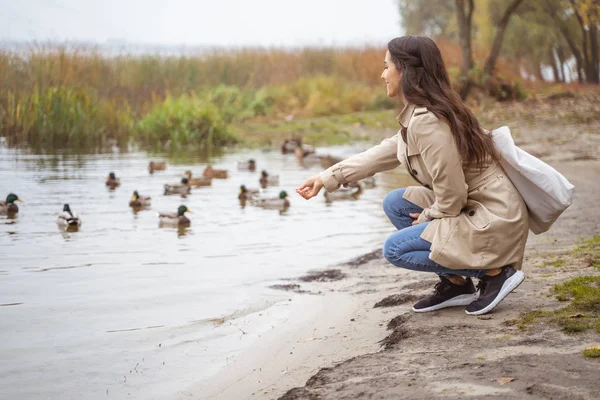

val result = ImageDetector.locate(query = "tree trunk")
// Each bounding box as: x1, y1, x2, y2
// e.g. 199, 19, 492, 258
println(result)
536, 62, 546, 82
455, 0, 475, 99
550, 48, 561, 82
557, 23, 586, 82
590, 22, 599, 83
482, 0, 526, 78
556, 46, 566, 82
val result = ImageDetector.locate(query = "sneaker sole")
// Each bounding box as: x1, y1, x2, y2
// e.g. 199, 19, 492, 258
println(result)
412, 293, 479, 313
465, 270, 525, 316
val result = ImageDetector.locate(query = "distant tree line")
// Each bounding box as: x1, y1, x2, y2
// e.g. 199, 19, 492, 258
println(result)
398, 0, 600, 98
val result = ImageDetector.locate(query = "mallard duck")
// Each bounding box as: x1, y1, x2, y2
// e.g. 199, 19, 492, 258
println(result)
106, 172, 120, 189
238, 185, 260, 202
324, 183, 362, 202
320, 155, 343, 169
360, 176, 376, 188
295, 146, 321, 166
0, 193, 22, 215
56, 204, 81, 228
255, 190, 290, 209
259, 170, 280, 188
203, 165, 228, 179
237, 159, 256, 171
149, 161, 167, 174
129, 191, 151, 208
183, 170, 212, 187
281, 139, 297, 154
158, 205, 192, 227
164, 178, 191, 195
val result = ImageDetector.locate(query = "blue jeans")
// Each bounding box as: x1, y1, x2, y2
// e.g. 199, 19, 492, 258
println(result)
382, 188, 486, 278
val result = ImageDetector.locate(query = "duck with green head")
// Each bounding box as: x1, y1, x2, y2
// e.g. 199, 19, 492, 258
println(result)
57, 204, 81, 227
164, 178, 191, 195
255, 190, 290, 210
106, 172, 120, 189
129, 191, 152, 208
158, 205, 192, 227
1, 193, 22, 215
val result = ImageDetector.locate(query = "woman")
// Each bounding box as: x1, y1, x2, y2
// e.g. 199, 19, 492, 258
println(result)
296, 36, 528, 316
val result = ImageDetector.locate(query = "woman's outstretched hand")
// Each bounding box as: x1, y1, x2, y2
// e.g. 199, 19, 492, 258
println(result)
296, 174, 324, 200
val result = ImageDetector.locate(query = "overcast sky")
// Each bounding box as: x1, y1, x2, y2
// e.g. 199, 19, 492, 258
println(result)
0, 0, 403, 47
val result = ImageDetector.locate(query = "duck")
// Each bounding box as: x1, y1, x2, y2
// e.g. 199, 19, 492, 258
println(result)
203, 165, 229, 179
149, 161, 167, 174
324, 182, 362, 202
259, 170, 280, 188
295, 146, 321, 166
164, 178, 191, 195
56, 204, 81, 228
360, 176, 376, 188
281, 135, 305, 154
106, 172, 120, 189
255, 190, 290, 210
237, 159, 256, 171
320, 155, 343, 169
183, 170, 212, 187
129, 191, 152, 208
0, 193, 22, 215
158, 205, 192, 227
281, 139, 297, 154
238, 185, 260, 202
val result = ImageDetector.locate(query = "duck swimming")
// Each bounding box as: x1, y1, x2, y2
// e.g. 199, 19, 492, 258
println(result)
129, 191, 151, 208
238, 185, 260, 202
183, 170, 212, 187
0, 193, 22, 215
324, 182, 362, 202
255, 190, 290, 210
164, 178, 191, 195
56, 204, 81, 228
149, 161, 167, 174
203, 165, 229, 179
237, 159, 256, 171
158, 205, 192, 227
259, 170, 280, 189
106, 172, 120, 189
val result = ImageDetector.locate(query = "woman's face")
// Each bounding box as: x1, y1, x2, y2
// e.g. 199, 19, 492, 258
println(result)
381, 50, 403, 100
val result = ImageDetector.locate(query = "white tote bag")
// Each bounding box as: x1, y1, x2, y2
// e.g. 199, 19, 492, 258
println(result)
490, 126, 575, 235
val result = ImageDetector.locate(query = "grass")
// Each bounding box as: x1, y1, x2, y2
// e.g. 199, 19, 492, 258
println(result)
1, 43, 598, 151
506, 236, 600, 335
583, 346, 600, 358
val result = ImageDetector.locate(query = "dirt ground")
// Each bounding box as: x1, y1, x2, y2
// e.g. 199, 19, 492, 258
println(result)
274, 123, 600, 399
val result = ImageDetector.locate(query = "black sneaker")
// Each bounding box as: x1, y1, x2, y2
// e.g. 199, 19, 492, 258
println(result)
412, 276, 479, 313
465, 266, 525, 316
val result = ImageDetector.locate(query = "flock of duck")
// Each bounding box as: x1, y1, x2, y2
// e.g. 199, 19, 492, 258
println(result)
1, 137, 377, 230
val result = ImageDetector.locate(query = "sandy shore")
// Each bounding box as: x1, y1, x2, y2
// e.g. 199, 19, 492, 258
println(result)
196, 148, 600, 398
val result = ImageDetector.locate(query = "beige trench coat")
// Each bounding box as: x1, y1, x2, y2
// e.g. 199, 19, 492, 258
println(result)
320, 103, 529, 271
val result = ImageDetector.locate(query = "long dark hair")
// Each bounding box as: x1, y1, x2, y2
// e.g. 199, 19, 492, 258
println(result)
388, 36, 498, 169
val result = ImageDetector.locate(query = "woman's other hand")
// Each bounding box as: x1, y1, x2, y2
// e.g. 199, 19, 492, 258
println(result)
296, 174, 324, 200
409, 212, 421, 225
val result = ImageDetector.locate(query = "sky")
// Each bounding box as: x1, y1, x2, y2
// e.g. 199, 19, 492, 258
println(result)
0, 0, 403, 48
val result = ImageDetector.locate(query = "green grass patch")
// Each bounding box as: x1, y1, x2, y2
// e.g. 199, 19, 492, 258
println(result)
506, 276, 600, 334
540, 258, 566, 268
572, 236, 600, 271
582, 346, 600, 358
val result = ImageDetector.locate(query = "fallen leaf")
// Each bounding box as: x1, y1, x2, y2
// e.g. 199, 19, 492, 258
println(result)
496, 377, 514, 385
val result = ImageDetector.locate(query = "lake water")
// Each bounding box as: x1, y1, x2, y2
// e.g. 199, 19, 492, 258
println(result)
0, 143, 413, 399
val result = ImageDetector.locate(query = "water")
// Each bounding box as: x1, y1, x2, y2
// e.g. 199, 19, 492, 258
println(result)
0, 143, 413, 399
